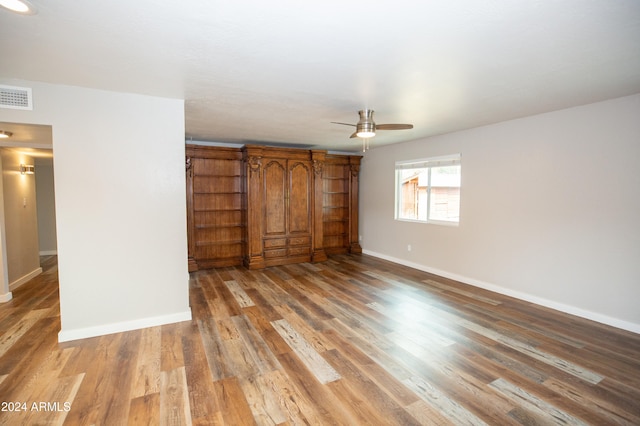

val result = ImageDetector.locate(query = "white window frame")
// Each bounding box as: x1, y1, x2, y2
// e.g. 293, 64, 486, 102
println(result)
394, 154, 461, 226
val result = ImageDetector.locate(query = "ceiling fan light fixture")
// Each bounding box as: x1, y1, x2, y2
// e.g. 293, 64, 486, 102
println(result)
356, 112, 375, 138
356, 127, 375, 138
356, 131, 375, 138
0, 0, 37, 14
332, 108, 412, 140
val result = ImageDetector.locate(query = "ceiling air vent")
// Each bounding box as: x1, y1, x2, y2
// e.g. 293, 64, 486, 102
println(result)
0, 84, 33, 110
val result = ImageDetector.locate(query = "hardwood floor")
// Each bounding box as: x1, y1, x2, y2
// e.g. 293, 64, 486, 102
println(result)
1, 254, 640, 425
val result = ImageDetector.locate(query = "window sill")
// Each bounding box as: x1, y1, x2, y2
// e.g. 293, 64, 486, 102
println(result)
395, 218, 459, 227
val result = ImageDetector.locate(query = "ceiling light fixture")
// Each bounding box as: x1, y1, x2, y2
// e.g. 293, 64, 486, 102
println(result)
355, 109, 376, 138
0, 130, 13, 138
0, 0, 37, 14
332, 109, 412, 141
355, 125, 375, 139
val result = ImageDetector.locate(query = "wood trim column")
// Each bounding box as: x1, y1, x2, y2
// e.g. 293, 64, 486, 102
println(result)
185, 154, 198, 271
349, 156, 363, 253
243, 146, 266, 269
311, 150, 327, 262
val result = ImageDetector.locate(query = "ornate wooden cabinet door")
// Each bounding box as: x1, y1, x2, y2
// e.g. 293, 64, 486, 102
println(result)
284, 159, 312, 259
263, 158, 287, 239
260, 156, 313, 267
287, 160, 312, 236
243, 145, 322, 269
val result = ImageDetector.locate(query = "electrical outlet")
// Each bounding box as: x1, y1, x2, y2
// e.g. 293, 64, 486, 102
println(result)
407, 244, 411, 251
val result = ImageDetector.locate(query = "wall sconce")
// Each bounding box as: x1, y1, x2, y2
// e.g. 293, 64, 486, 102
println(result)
0, 130, 13, 139
20, 164, 35, 175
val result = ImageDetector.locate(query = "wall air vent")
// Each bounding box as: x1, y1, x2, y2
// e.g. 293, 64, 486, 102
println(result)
0, 84, 33, 110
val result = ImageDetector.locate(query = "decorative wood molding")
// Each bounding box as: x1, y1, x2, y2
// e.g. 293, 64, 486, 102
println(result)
311, 150, 327, 262
350, 163, 360, 177
313, 159, 324, 175
247, 155, 262, 175
349, 156, 362, 253
185, 155, 195, 269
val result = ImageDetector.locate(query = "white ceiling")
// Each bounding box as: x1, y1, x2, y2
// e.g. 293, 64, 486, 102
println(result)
1, 0, 640, 152
0, 122, 52, 147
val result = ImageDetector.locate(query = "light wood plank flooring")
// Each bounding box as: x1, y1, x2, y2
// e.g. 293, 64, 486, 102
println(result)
1, 254, 639, 425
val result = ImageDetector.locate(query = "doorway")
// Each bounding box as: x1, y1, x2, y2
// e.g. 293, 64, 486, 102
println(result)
0, 121, 56, 300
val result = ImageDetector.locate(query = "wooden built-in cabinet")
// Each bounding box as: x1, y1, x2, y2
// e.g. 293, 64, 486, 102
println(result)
323, 155, 362, 255
186, 146, 245, 270
186, 144, 361, 271
243, 146, 323, 269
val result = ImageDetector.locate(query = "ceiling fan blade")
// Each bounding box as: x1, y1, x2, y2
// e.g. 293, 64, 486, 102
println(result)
331, 121, 356, 127
376, 123, 414, 130
349, 131, 358, 138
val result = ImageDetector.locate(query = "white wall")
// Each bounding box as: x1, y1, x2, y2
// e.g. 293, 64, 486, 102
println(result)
35, 159, 57, 255
0, 163, 7, 301
0, 79, 191, 341
0, 149, 41, 288
360, 94, 640, 333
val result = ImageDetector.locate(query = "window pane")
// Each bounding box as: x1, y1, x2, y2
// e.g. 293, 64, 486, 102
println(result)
398, 168, 428, 220
395, 156, 461, 225
428, 165, 460, 222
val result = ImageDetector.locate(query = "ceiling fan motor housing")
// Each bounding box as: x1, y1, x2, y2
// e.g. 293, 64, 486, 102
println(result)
357, 109, 376, 137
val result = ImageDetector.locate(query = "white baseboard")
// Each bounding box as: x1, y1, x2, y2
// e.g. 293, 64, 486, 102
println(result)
39, 250, 58, 256
0, 291, 12, 303
362, 249, 640, 335
58, 309, 193, 343
9, 267, 43, 291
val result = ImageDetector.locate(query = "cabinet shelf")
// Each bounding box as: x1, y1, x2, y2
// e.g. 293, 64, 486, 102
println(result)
194, 191, 244, 195
194, 208, 244, 213
194, 174, 242, 178
195, 224, 245, 229
195, 239, 244, 247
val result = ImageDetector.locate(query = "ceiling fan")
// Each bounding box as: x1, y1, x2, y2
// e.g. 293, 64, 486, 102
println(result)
332, 109, 413, 139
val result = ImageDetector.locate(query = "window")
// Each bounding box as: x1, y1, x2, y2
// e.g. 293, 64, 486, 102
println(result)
395, 154, 461, 224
